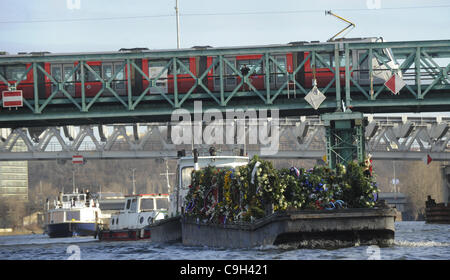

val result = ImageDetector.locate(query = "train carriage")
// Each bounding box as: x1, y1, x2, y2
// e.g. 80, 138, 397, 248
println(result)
0, 37, 400, 105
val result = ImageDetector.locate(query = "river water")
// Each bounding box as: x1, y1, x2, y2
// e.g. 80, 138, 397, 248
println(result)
0, 221, 448, 260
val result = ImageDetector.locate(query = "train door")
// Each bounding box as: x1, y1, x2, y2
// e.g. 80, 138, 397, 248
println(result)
269, 55, 287, 89
62, 64, 75, 97
102, 62, 113, 96
213, 57, 236, 92
50, 64, 75, 97
148, 60, 168, 94
50, 64, 61, 97
353, 50, 370, 85
113, 62, 126, 95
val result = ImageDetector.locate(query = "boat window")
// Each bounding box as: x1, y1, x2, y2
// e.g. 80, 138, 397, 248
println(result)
62, 196, 68, 202
126, 199, 131, 210
156, 198, 169, 210
140, 198, 155, 211
66, 211, 80, 221
181, 167, 194, 189
130, 198, 137, 212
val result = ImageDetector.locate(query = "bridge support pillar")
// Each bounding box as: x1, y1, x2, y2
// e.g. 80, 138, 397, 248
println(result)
321, 112, 365, 169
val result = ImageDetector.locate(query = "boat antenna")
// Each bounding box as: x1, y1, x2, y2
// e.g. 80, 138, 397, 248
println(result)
72, 169, 75, 193
326, 10, 355, 42
160, 159, 175, 193
132, 168, 136, 195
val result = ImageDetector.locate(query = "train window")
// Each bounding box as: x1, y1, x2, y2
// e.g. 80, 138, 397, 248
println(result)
237, 60, 263, 75
63, 65, 74, 82
358, 53, 369, 80
149, 60, 169, 78
149, 60, 169, 69
102, 64, 113, 80
4, 65, 27, 80
330, 53, 350, 68
270, 58, 286, 74
114, 63, 125, 90
168, 58, 190, 75
86, 65, 101, 82
51, 65, 62, 82
0, 66, 6, 79
114, 63, 124, 80
316, 52, 333, 69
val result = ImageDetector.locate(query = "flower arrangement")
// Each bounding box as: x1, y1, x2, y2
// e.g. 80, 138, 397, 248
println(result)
183, 155, 379, 224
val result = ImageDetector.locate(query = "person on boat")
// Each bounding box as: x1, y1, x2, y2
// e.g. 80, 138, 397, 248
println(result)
85, 189, 91, 207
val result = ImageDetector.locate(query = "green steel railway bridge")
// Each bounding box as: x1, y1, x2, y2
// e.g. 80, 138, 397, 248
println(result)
0, 39, 449, 168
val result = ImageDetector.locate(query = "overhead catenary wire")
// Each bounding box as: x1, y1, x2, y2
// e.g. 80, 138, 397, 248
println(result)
0, 4, 450, 24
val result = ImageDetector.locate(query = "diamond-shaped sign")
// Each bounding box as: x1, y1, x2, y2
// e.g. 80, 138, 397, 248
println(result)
304, 86, 326, 110
385, 73, 406, 95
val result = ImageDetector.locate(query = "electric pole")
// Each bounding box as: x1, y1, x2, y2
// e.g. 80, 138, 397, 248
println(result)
175, 0, 181, 49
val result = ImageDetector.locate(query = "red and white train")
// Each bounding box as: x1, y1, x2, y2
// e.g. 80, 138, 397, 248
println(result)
0, 37, 398, 101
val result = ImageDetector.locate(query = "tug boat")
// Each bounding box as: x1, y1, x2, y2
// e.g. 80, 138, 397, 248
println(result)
45, 189, 102, 238
425, 195, 450, 224
97, 194, 170, 241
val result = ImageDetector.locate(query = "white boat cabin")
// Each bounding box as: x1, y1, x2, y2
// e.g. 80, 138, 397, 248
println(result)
46, 191, 100, 225
109, 194, 169, 230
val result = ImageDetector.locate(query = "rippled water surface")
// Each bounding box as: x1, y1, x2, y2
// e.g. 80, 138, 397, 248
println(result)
0, 221, 448, 260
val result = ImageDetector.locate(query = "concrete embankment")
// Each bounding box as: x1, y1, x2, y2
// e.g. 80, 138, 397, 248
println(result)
182, 207, 397, 249
147, 216, 182, 243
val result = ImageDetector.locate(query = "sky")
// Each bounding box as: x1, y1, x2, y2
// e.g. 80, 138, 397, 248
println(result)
0, 0, 449, 53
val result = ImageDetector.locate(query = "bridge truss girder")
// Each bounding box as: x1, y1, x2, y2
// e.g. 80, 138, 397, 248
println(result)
0, 116, 448, 162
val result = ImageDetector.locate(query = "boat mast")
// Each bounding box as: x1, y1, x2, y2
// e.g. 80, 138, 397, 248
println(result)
132, 168, 136, 195
72, 170, 75, 193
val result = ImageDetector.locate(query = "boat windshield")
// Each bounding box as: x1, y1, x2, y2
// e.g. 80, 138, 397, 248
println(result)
130, 198, 137, 212
156, 198, 169, 210
181, 167, 194, 189
140, 198, 154, 211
